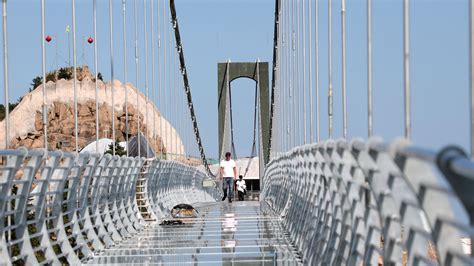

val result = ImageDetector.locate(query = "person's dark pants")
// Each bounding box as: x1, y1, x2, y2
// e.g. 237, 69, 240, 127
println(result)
222, 177, 234, 201
238, 191, 244, 201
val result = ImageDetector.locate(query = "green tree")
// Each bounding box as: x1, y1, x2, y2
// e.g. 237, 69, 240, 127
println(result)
58, 67, 72, 80
46, 71, 57, 82
0, 101, 22, 121
105, 141, 127, 156
31, 76, 42, 91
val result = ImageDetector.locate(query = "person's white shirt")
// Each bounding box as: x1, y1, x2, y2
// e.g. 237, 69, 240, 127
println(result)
236, 179, 246, 192
220, 159, 236, 177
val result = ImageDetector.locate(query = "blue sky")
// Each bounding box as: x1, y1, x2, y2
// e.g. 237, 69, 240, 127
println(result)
0, 0, 471, 159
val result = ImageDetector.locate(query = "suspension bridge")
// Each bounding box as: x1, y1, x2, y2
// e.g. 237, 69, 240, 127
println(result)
0, 0, 473, 265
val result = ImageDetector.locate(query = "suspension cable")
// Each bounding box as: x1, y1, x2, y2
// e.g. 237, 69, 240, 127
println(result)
167, 7, 172, 159
143, 0, 149, 157
163, 0, 168, 159
158, 0, 163, 159
109, 0, 116, 155
151, 0, 156, 157
404, 0, 411, 140
293, 0, 297, 147
72, 0, 79, 152
243, 79, 259, 177
296, 0, 301, 146
302, 0, 307, 145
308, 0, 313, 143
367, 0, 373, 138
316, 0, 320, 142
291, 0, 295, 148
169, 0, 214, 176
40, 0, 46, 150
122, 0, 129, 156
173, 41, 177, 159
285, 0, 292, 150
269, 0, 280, 156
94, 0, 99, 152
134, 0, 141, 157
328, 0, 333, 139
342, 0, 347, 139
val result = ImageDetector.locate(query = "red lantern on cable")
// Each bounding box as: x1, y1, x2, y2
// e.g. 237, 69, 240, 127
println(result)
87, 37, 94, 44
45, 35, 52, 43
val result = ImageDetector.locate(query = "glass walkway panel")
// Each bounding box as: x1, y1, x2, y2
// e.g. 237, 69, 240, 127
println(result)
86, 201, 302, 265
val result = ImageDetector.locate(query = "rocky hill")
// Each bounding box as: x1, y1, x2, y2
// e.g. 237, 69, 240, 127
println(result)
0, 68, 184, 155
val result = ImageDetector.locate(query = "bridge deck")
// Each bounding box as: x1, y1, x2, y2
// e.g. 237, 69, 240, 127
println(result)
86, 201, 302, 265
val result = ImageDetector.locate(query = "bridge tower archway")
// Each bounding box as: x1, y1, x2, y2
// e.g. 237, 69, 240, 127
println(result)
217, 61, 270, 179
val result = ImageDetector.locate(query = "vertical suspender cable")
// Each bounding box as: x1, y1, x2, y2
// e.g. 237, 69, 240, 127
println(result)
151, 0, 156, 157
367, 0, 373, 138
282, 0, 286, 152
296, 0, 301, 145
109, 0, 116, 155
158, 0, 163, 158
289, 0, 292, 148
470, 0, 474, 159
287, 0, 291, 149
302, 0, 307, 144
288, 0, 292, 149
134, 0, 141, 157
341, 0, 347, 139
404, 0, 411, 141
176, 53, 180, 158
122, 0, 129, 156
170, 44, 178, 159
94, 0, 99, 152
163, 0, 168, 158
175, 53, 179, 158
2, 0, 9, 245
291, 0, 296, 147
315, 0, 320, 142
280, 0, 284, 153
143, 0, 149, 158
40, 0, 47, 150
167, 9, 172, 159
308, 0, 313, 143
282, 0, 285, 151
328, 0, 333, 139
180, 55, 183, 158
281, 0, 289, 151
183, 80, 187, 157
72, 0, 79, 152
179, 71, 184, 158
286, 0, 288, 150
273, 0, 284, 154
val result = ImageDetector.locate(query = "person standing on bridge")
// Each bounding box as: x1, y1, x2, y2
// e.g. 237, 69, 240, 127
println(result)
220, 152, 237, 203
236, 175, 246, 201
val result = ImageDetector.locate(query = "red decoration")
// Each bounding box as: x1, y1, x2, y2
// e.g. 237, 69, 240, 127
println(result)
45, 35, 52, 42
87, 37, 94, 44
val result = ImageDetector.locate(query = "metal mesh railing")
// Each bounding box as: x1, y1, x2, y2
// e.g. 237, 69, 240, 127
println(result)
262, 139, 474, 265
0, 149, 218, 265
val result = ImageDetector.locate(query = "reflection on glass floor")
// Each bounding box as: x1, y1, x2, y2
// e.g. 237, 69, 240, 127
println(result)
85, 201, 302, 265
